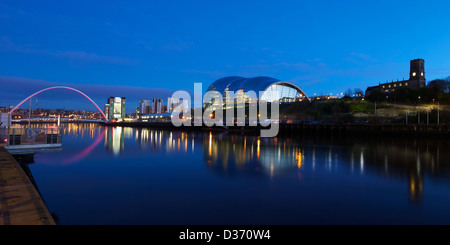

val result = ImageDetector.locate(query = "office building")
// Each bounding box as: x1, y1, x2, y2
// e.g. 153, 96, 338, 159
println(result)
104, 97, 126, 121
152, 99, 163, 114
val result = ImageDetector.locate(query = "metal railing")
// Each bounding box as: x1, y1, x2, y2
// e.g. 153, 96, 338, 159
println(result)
0, 126, 62, 146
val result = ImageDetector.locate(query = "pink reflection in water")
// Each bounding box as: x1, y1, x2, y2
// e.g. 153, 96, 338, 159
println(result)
38, 127, 106, 165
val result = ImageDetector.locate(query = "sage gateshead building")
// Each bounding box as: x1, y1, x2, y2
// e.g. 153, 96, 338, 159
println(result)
205, 76, 310, 108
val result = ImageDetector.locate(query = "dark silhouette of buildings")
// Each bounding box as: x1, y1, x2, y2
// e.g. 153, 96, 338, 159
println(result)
366, 59, 426, 96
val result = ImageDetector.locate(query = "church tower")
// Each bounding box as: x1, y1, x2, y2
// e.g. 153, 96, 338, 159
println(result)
409, 58, 426, 88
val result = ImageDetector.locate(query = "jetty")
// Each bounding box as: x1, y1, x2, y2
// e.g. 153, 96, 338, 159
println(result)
0, 147, 55, 225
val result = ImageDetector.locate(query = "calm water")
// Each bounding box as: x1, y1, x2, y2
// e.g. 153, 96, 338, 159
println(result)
23, 123, 450, 224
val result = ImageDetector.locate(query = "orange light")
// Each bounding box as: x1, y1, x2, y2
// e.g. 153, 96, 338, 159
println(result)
296, 148, 303, 169
208, 132, 212, 156
257, 138, 260, 159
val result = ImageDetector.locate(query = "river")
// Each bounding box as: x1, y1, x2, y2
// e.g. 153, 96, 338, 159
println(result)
23, 123, 450, 224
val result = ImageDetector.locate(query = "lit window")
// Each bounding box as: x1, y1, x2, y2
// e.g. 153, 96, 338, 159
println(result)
385, 90, 389, 92
421, 72, 424, 76
394, 84, 396, 87
389, 85, 391, 88
405, 82, 408, 86
413, 72, 416, 76
399, 83, 402, 86
382, 86, 385, 88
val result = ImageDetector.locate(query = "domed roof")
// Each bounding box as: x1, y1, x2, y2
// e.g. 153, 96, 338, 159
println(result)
206, 76, 310, 101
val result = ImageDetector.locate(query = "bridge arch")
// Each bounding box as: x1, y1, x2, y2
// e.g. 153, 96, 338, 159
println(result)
8, 86, 108, 121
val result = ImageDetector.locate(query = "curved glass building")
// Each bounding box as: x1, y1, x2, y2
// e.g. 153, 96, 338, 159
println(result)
206, 76, 310, 104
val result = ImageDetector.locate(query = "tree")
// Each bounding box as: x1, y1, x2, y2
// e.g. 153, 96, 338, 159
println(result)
366, 88, 384, 102
354, 88, 364, 97
344, 88, 353, 97
428, 78, 450, 93
393, 87, 411, 103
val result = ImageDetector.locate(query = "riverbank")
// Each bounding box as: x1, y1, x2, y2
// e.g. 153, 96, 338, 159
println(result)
0, 147, 55, 225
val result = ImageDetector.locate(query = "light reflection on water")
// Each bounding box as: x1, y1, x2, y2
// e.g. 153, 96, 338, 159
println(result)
26, 123, 450, 224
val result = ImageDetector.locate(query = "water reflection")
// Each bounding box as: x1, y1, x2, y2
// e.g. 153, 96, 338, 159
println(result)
62, 128, 105, 164
18, 123, 450, 224
24, 123, 106, 165
32, 124, 450, 206
100, 126, 450, 202
104, 126, 198, 154
105, 126, 124, 156
200, 133, 450, 204
203, 133, 304, 176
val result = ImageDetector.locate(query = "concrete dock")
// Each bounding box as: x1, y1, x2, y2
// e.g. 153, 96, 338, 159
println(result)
0, 147, 55, 225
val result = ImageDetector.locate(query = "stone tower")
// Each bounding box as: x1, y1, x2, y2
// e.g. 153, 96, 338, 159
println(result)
409, 59, 425, 80
409, 59, 426, 88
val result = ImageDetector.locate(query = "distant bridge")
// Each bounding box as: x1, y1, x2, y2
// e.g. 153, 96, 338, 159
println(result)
8, 86, 108, 121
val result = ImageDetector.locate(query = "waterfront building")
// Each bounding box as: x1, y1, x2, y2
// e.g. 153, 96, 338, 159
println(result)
167, 97, 179, 113
167, 97, 189, 113
141, 112, 180, 123
0, 113, 10, 127
152, 99, 163, 114
365, 59, 426, 96
104, 97, 126, 121
205, 76, 310, 108
139, 99, 152, 116
104, 104, 111, 121
0, 106, 13, 113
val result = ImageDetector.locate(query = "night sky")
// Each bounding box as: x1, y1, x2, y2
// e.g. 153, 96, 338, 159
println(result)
1, 0, 450, 112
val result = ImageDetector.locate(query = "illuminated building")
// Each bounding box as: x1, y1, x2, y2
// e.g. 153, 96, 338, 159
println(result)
152, 98, 163, 113
0, 113, 10, 127
104, 97, 126, 121
365, 59, 426, 96
140, 112, 182, 122
206, 76, 310, 108
139, 99, 152, 116
168, 97, 180, 113
104, 104, 111, 121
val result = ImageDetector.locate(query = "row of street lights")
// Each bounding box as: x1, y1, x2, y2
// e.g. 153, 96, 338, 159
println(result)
374, 96, 440, 125
412, 96, 439, 125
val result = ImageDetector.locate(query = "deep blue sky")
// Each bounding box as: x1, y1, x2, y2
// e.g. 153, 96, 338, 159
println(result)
1, 0, 450, 112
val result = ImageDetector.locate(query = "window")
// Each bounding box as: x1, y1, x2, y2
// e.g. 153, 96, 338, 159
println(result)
405, 82, 408, 86
412, 72, 416, 77
421, 72, 424, 76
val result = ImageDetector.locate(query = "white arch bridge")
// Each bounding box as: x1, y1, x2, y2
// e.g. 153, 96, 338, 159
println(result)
8, 86, 108, 121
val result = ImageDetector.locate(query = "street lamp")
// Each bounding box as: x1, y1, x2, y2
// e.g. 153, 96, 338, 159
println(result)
28, 97, 38, 129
